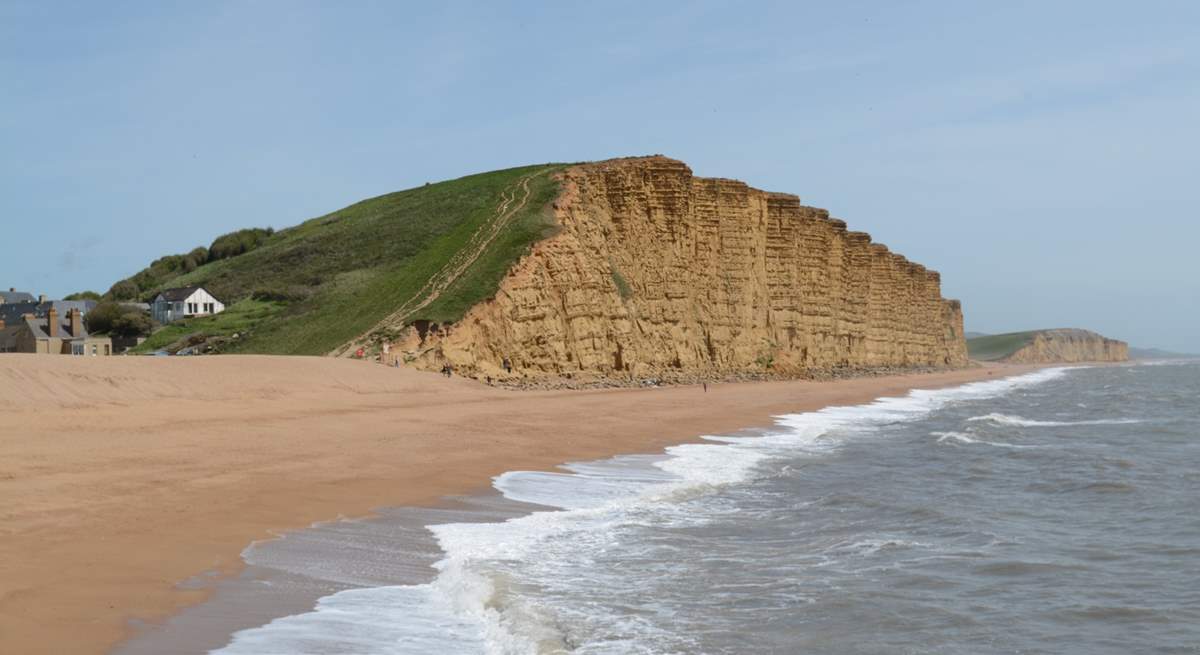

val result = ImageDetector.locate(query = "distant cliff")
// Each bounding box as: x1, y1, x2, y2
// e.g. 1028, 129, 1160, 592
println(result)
967, 329, 1128, 364
400, 156, 968, 381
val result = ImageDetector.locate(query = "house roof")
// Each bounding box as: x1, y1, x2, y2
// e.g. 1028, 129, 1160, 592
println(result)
45, 299, 96, 316
23, 314, 90, 340
0, 302, 38, 324
1, 290, 36, 304
0, 300, 97, 325
157, 286, 212, 302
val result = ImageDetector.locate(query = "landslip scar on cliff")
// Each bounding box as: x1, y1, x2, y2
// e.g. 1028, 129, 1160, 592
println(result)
967, 329, 1129, 364
107, 156, 969, 380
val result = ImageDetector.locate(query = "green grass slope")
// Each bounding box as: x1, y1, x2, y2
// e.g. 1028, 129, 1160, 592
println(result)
966, 331, 1038, 361
126, 164, 564, 354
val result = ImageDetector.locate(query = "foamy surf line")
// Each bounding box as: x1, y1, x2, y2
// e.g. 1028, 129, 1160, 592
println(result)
966, 412, 1143, 427
213, 367, 1072, 655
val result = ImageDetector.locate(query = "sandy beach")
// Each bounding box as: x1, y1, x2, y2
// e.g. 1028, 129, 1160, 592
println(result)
0, 354, 1040, 654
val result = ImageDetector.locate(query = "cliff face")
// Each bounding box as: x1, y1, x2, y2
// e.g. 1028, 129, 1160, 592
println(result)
1002, 330, 1129, 364
402, 157, 968, 380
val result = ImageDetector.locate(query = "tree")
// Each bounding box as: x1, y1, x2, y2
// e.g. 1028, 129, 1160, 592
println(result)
108, 280, 139, 301
84, 302, 123, 334
84, 301, 154, 337
109, 311, 154, 338
64, 291, 102, 301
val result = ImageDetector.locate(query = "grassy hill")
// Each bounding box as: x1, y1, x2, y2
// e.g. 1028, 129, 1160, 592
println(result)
121, 164, 564, 355
965, 331, 1038, 361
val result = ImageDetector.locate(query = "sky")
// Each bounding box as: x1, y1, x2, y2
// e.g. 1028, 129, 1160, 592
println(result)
2, 1, 1197, 351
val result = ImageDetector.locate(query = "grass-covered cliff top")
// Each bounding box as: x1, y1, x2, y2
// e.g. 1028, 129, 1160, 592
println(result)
121, 164, 564, 355
966, 328, 1120, 361
965, 331, 1038, 361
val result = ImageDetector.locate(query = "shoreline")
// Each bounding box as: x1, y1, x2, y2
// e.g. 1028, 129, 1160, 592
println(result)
0, 355, 1045, 654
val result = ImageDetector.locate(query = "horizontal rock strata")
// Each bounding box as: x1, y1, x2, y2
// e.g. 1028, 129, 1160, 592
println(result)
401, 156, 968, 381
1003, 329, 1129, 364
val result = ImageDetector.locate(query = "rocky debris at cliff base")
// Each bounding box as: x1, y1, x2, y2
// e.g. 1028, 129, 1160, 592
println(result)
470, 364, 974, 391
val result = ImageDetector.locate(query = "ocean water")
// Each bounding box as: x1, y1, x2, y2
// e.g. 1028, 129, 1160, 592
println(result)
206, 362, 1199, 654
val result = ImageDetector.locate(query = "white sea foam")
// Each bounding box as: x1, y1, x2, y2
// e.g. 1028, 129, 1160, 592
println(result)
216, 584, 487, 654
966, 413, 1142, 427
933, 431, 1037, 449
828, 537, 928, 557
1136, 358, 1199, 367
212, 366, 1072, 655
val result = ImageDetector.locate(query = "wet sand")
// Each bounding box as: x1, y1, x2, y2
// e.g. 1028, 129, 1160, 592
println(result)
0, 354, 1039, 654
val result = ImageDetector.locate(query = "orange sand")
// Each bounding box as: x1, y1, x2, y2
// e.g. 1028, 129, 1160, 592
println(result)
0, 354, 1039, 653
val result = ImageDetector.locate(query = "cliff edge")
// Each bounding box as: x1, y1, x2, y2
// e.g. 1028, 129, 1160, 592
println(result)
967, 329, 1128, 364
395, 156, 968, 382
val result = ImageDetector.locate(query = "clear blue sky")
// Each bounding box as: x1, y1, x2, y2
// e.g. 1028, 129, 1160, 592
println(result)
3, 1, 1197, 351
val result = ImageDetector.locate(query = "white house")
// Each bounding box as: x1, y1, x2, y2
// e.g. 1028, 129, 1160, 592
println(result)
152, 286, 225, 324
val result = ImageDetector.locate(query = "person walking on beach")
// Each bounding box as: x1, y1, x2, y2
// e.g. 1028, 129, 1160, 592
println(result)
441, 362, 453, 378
502, 356, 512, 374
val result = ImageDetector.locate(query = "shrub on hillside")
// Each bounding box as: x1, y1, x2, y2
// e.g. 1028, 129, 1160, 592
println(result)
182, 247, 209, 273
209, 228, 274, 262
105, 247, 212, 301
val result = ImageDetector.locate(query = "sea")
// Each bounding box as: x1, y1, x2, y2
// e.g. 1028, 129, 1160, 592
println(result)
120, 361, 1200, 654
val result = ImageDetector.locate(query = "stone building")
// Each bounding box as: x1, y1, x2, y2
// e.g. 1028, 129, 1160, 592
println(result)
0, 307, 112, 355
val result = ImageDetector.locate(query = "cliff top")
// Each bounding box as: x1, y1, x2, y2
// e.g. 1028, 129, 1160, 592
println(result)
967, 329, 1127, 362
96, 155, 958, 361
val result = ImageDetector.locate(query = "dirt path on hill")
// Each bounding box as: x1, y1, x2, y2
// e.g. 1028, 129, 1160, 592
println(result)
332, 170, 549, 357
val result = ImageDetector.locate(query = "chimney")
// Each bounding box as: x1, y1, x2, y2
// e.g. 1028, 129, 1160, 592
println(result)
47, 306, 58, 337
39, 294, 47, 303
70, 308, 83, 337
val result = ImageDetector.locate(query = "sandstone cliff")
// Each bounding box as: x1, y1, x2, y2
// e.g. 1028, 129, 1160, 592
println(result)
396, 156, 968, 381
968, 329, 1128, 364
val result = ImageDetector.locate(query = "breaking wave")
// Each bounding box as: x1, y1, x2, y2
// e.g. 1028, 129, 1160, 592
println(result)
215, 367, 1071, 654
966, 413, 1142, 428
